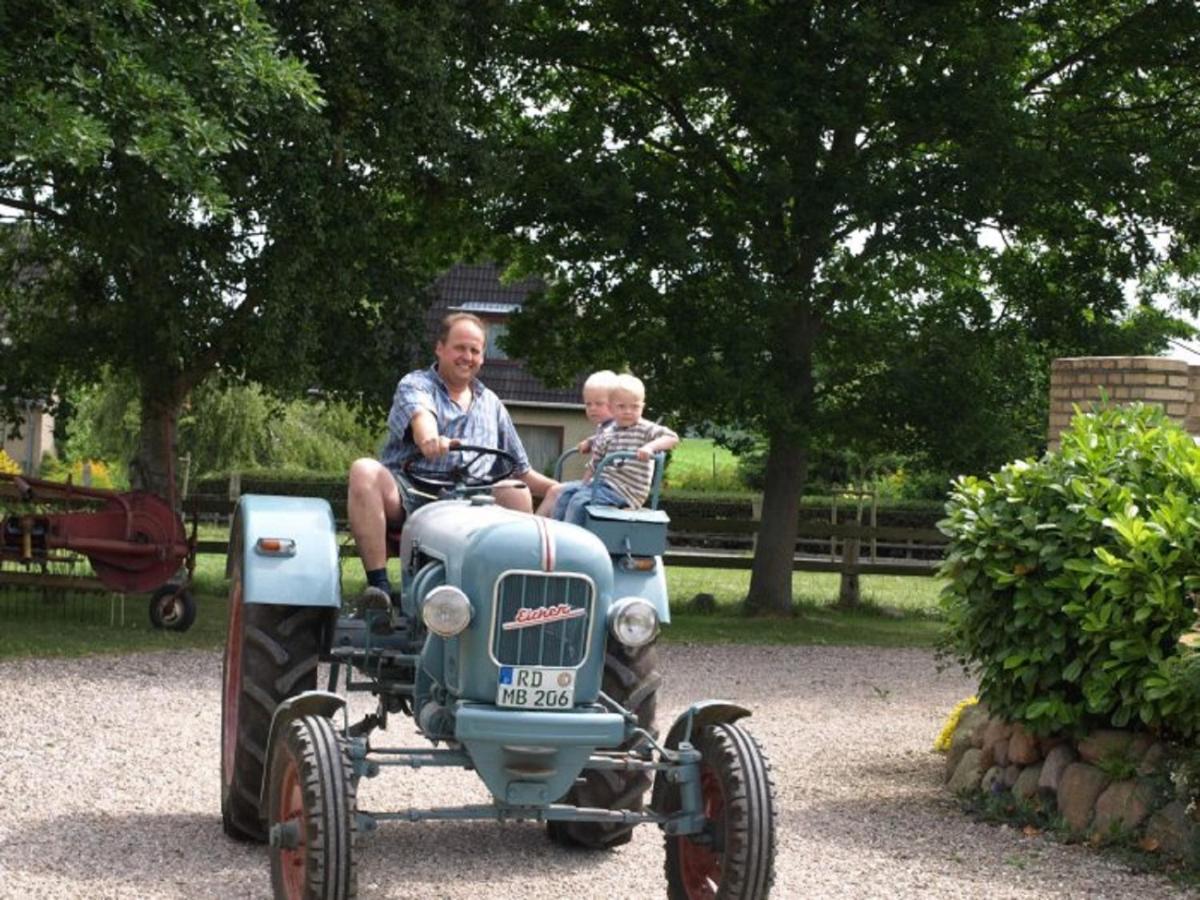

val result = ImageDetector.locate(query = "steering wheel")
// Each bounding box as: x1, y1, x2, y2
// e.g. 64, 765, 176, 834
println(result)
402, 444, 519, 493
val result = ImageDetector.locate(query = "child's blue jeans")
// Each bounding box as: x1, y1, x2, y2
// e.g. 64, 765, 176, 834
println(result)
561, 479, 628, 526
552, 479, 586, 519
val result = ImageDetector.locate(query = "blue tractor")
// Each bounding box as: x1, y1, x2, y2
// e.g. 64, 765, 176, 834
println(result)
219, 447, 777, 899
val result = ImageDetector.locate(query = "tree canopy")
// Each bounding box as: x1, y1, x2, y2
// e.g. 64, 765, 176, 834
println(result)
1, 0, 489, 492
487, 0, 1200, 611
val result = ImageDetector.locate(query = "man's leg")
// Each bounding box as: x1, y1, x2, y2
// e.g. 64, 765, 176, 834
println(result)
347, 458, 403, 590
493, 482, 533, 513
535, 481, 564, 517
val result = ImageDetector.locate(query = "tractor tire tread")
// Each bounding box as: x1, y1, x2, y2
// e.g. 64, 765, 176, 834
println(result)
275, 653, 320, 695
664, 723, 778, 900
222, 600, 328, 845
269, 715, 357, 899
548, 640, 660, 850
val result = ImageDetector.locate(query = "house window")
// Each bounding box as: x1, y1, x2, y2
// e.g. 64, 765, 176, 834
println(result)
485, 322, 508, 360
515, 424, 563, 476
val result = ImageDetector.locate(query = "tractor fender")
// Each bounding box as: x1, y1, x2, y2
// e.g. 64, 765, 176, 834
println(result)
650, 700, 752, 814
259, 690, 347, 812
229, 494, 341, 608
661, 699, 752, 751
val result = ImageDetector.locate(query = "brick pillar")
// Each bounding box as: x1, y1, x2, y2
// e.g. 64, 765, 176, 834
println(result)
1048, 356, 1194, 450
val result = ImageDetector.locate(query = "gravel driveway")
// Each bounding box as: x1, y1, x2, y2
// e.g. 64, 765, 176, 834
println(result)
0, 644, 1192, 899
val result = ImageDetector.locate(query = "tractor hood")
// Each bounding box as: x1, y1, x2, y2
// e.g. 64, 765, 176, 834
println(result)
400, 497, 614, 589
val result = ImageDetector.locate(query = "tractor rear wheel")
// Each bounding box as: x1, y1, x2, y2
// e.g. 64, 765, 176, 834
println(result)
221, 562, 330, 842
664, 723, 778, 900
547, 638, 661, 849
268, 714, 357, 900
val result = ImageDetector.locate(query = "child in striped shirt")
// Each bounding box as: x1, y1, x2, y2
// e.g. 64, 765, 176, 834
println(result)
535, 370, 617, 517
559, 373, 678, 526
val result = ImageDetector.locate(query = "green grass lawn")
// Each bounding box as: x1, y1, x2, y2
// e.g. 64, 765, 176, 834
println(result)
664, 438, 746, 493
0, 543, 945, 658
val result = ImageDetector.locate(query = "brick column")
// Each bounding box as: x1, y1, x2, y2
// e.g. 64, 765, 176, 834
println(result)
1048, 356, 1193, 450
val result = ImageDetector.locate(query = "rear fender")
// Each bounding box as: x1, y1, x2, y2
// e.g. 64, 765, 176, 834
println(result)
229, 495, 341, 608
259, 690, 347, 813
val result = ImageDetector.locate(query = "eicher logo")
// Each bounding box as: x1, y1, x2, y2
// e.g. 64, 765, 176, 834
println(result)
502, 603, 586, 631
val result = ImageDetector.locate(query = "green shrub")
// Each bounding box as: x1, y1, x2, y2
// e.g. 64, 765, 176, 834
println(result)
939, 403, 1200, 737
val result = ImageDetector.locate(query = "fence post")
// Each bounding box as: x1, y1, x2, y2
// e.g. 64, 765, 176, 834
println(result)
750, 495, 762, 552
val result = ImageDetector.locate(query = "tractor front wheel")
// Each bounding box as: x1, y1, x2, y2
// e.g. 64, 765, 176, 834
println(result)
268, 714, 357, 900
664, 723, 778, 900
221, 563, 330, 842
547, 638, 661, 849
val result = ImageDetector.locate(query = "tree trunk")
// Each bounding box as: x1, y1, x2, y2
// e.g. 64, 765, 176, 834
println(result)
746, 433, 808, 615
129, 389, 183, 506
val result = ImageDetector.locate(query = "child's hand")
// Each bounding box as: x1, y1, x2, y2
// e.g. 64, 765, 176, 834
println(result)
636, 444, 654, 461
577, 438, 592, 454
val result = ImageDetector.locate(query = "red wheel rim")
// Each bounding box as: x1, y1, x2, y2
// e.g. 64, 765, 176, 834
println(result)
276, 754, 308, 900
222, 573, 243, 788
676, 767, 725, 899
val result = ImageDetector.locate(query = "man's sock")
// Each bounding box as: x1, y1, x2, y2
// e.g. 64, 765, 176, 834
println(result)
366, 568, 392, 596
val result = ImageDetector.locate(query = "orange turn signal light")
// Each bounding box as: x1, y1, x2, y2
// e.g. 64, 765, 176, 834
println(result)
255, 537, 296, 556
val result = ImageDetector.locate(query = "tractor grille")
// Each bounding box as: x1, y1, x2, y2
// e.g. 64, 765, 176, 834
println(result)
492, 572, 594, 668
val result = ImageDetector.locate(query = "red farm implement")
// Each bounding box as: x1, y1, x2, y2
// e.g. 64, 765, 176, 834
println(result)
0, 472, 198, 631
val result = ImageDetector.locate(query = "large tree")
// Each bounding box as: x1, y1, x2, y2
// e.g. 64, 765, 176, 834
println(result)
487, 0, 1200, 613
0, 1, 488, 494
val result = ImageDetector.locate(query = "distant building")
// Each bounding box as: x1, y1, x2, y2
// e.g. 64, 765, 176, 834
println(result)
427, 263, 591, 478
1, 401, 54, 474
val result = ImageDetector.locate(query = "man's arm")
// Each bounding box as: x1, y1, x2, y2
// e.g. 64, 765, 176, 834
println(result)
518, 468, 557, 497
410, 409, 453, 459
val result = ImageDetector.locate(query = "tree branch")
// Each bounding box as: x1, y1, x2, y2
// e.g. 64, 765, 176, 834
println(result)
0, 196, 62, 221
1021, 5, 1157, 95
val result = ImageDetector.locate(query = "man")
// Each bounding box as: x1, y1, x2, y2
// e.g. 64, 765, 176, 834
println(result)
347, 313, 556, 607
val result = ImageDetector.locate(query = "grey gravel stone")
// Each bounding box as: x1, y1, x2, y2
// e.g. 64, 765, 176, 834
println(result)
0, 644, 1194, 899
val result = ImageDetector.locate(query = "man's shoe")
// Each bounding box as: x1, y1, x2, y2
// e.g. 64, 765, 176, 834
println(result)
355, 586, 393, 633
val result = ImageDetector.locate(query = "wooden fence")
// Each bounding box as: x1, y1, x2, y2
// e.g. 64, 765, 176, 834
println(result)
185, 493, 946, 577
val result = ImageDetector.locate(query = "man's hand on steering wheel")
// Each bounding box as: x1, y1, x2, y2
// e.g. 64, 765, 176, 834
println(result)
418, 435, 457, 460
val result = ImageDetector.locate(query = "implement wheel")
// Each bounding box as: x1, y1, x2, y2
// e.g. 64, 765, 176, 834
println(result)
148, 585, 196, 632
664, 723, 778, 900
221, 562, 330, 842
547, 638, 661, 849
268, 714, 357, 900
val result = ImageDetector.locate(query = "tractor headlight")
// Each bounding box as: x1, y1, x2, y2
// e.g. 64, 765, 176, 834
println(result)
422, 585, 473, 637
609, 597, 659, 648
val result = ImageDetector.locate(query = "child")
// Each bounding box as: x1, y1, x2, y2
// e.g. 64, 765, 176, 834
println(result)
559, 373, 679, 526
535, 370, 617, 517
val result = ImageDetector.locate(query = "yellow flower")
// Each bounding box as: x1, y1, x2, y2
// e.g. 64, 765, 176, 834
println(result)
71, 459, 113, 489
933, 696, 978, 752
0, 449, 21, 475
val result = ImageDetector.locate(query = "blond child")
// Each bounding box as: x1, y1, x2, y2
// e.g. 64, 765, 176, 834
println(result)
559, 373, 678, 525
535, 370, 617, 517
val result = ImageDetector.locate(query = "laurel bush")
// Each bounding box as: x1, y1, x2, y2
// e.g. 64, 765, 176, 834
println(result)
939, 403, 1200, 736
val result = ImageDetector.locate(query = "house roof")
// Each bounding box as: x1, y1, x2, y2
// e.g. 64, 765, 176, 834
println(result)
429, 263, 584, 407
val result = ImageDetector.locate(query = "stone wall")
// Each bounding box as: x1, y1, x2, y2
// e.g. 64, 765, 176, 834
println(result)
945, 704, 1194, 861
1048, 357, 1200, 450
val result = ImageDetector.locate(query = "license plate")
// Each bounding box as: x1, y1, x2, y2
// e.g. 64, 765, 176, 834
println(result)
496, 666, 576, 709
